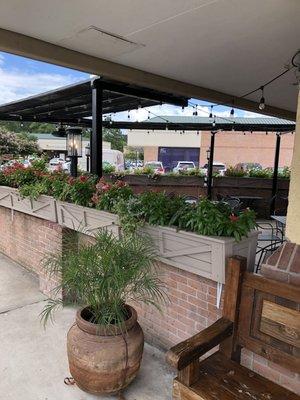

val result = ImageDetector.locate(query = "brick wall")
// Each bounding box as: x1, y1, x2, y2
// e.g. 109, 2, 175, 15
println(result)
0, 206, 64, 296
200, 131, 294, 168
0, 205, 298, 394
143, 146, 158, 162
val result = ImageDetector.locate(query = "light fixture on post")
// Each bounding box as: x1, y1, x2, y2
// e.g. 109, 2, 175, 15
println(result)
259, 86, 265, 110
206, 148, 211, 162
66, 127, 82, 177
85, 143, 90, 172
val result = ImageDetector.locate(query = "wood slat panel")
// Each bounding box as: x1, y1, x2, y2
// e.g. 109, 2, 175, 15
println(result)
260, 300, 300, 348
244, 273, 300, 303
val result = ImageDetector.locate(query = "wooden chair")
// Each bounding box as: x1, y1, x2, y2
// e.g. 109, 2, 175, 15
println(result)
166, 256, 300, 400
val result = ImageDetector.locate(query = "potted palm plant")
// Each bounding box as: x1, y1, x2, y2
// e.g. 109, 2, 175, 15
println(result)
41, 229, 165, 395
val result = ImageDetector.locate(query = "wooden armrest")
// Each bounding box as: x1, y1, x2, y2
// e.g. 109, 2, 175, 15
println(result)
166, 318, 233, 370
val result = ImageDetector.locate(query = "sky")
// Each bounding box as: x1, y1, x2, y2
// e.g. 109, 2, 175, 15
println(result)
0, 51, 262, 121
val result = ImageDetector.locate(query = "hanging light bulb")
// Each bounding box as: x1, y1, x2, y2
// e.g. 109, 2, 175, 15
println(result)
127, 111, 130, 119
193, 106, 198, 116
20, 122, 24, 127
196, 131, 199, 136
259, 86, 265, 110
209, 106, 213, 121
182, 106, 185, 112
230, 108, 234, 118
148, 111, 150, 120
212, 116, 216, 127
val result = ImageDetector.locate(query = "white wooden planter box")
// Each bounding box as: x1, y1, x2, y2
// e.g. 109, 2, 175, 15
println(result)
56, 201, 120, 237
0, 186, 57, 222
0, 186, 258, 283
141, 225, 258, 284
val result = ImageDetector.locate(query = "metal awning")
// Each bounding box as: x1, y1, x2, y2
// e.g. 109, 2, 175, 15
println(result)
104, 116, 295, 133
0, 78, 188, 126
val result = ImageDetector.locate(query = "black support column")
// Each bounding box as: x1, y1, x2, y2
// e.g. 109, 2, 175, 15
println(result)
270, 132, 281, 215
207, 131, 216, 200
91, 79, 103, 177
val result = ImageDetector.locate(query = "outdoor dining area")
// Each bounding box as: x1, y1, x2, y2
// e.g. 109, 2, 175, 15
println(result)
0, 1, 299, 399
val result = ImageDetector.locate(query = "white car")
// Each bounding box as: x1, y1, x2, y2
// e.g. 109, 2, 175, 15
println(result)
49, 157, 69, 172
144, 161, 165, 174
201, 162, 226, 176
173, 161, 196, 173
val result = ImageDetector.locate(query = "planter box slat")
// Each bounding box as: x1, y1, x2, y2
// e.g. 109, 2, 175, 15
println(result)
56, 201, 120, 237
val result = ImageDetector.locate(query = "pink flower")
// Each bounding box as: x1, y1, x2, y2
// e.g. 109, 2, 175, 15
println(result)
79, 175, 88, 183
230, 214, 239, 222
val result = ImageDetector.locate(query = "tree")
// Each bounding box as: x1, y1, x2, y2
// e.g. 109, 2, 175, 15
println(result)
0, 128, 40, 158
0, 121, 55, 134
102, 128, 127, 152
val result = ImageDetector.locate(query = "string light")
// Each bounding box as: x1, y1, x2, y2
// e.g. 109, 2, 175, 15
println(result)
193, 106, 198, 116
230, 108, 235, 118
127, 111, 130, 119
148, 111, 150, 120
212, 116, 216, 127
259, 86, 266, 110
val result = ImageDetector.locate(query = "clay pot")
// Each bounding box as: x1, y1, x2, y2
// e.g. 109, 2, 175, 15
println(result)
67, 305, 144, 395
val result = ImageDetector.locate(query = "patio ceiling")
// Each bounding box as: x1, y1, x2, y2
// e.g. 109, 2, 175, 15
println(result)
0, 1, 299, 120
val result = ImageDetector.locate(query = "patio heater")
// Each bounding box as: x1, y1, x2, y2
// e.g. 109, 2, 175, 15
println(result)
85, 143, 90, 172
66, 127, 82, 177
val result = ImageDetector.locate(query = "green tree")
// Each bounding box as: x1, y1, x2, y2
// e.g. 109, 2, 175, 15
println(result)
102, 128, 126, 152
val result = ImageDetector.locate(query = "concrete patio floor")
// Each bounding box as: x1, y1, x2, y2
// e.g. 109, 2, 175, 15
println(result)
0, 253, 174, 400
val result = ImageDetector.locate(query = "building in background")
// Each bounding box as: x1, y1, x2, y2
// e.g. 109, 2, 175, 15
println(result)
32, 133, 111, 170
127, 117, 295, 171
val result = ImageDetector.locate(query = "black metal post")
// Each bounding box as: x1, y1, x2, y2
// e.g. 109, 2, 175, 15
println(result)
86, 155, 90, 172
70, 156, 78, 177
207, 131, 216, 200
270, 133, 281, 215
91, 80, 103, 177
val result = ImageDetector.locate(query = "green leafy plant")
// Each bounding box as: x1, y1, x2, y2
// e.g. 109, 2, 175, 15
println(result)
92, 178, 134, 212
102, 162, 116, 174
58, 175, 97, 207
2, 162, 38, 187
248, 168, 273, 178
224, 166, 248, 177
170, 198, 256, 241
41, 230, 166, 327
137, 191, 186, 226
278, 166, 290, 179
178, 168, 205, 177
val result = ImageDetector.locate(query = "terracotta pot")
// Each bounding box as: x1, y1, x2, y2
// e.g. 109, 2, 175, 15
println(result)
67, 305, 144, 395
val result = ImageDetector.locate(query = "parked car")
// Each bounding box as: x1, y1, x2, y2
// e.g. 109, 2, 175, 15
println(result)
201, 162, 227, 176
235, 162, 262, 171
173, 161, 196, 173
144, 161, 165, 174
48, 157, 69, 172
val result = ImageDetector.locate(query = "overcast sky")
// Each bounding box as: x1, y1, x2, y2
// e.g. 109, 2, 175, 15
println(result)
0, 51, 262, 121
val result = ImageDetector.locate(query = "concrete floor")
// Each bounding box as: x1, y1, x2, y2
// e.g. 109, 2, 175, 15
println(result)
0, 253, 174, 400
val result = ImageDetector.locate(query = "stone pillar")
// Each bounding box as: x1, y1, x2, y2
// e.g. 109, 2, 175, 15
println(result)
286, 90, 300, 243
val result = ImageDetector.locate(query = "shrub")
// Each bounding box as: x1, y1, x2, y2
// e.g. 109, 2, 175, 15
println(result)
170, 198, 256, 241
92, 178, 134, 212
248, 168, 273, 178
278, 166, 290, 179
225, 166, 248, 177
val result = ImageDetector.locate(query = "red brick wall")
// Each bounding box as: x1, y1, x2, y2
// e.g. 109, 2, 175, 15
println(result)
200, 131, 295, 168
0, 205, 298, 394
0, 207, 63, 296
